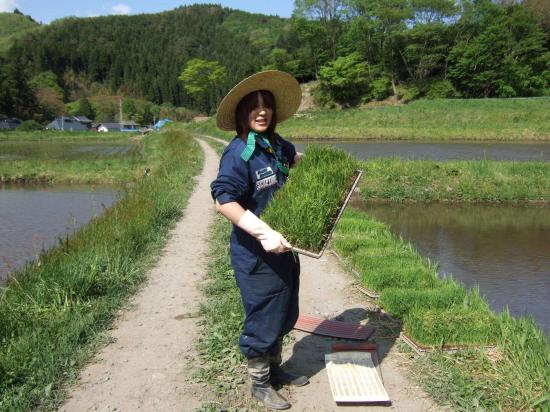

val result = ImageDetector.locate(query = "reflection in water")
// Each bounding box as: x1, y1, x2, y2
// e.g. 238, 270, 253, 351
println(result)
0, 185, 120, 282
351, 198, 550, 334
295, 141, 550, 161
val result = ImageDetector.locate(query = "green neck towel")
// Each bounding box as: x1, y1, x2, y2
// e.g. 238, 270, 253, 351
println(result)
240, 131, 289, 175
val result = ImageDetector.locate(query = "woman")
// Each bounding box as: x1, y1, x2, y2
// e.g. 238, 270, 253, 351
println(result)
210, 71, 307, 410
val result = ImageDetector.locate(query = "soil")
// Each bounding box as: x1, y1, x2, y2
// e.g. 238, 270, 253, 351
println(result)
60, 138, 439, 411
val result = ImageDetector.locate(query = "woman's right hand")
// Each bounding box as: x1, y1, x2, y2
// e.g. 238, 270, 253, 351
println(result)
258, 230, 291, 254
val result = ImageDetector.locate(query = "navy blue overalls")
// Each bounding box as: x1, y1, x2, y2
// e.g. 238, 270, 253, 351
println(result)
210, 133, 300, 359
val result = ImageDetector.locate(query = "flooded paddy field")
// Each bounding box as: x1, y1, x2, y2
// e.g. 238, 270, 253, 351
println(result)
0, 184, 121, 283
295, 140, 550, 161
0, 139, 136, 160
351, 199, 550, 334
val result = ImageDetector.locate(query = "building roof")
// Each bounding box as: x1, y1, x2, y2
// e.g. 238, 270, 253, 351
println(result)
73, 115, 92, 123
46, 117, 88, 131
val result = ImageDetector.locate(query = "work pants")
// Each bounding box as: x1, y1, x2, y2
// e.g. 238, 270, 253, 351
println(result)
235, 251, 300, 359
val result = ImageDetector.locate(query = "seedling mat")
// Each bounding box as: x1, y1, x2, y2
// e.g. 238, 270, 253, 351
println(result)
290, 170, 363, 259
325, 351, 390, 404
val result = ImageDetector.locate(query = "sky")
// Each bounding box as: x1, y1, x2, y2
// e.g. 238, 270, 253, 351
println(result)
0, 0, 295, 23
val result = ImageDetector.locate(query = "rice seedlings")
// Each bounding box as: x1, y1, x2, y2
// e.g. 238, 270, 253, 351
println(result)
262, 145, 359, 252
404, 305, 499, 347
378, 281, 467, 318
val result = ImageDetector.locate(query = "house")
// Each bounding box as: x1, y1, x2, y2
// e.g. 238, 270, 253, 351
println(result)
0, 118, 23, 130
97, 121, 139, 133
46, 116, 88, 132
73, 115, 93, 128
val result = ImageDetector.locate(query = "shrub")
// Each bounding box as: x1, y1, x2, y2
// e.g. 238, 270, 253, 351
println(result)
395, 83, 421, 103
16, 120, 43, 131
370, 77, 392, 101
318, 53, 370, 107
425, 79, 459, 99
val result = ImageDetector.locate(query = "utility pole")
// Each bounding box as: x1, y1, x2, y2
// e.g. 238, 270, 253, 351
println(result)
119, 99, 123, 128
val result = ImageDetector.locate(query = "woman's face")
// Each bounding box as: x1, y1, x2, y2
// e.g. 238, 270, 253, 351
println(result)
248, 92, 273, 133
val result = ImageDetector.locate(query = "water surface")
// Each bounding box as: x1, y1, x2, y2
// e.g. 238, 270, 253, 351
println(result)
295, 141, 550, 161
351, 199, 550, 334
0, 185, 120, 283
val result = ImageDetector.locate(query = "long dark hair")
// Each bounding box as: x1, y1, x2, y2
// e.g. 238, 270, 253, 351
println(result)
235, 90, 277, 142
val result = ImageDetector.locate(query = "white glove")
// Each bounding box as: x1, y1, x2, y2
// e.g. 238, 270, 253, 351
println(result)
237, 210, 291, 254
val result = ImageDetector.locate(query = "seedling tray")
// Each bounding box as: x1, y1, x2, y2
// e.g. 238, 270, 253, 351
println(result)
400, 332, 496, 356
290, 170, 363, 259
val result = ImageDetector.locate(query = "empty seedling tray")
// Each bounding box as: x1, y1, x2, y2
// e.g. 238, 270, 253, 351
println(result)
290, 170, 363, 259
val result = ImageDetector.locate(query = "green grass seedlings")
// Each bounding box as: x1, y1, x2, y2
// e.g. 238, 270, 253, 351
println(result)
262, 145, 359, 252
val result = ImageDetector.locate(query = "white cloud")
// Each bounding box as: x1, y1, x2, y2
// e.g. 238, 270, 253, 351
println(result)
0, 0, 18, 13
111, 3, 131, 15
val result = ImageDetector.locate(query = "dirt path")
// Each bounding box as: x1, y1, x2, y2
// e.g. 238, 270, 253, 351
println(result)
280, 252, 439, 411
60, 139, 219, 412
61, 137, 437, 411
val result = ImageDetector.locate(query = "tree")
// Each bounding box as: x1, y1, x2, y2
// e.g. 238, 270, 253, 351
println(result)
0, 56, 36, 119
318, 52, 370, 106
293, 0, 352, 60
349, 0, 413, 94
35, 87, 66, 121
29, 71, 63, 94
178, 59, 227, 113
448, 2, 550, 97
78, 97, 95, 120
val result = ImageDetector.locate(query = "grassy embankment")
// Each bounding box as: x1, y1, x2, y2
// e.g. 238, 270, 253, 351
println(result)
0, 126, 203, 411
0, 131, 144, 184
186, 97, 550, 141
334, 209, 549, 410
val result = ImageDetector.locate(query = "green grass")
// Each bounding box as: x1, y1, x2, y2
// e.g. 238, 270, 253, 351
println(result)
412, 312, 550, 411
0, 126, 203, 411
278, 98, 550, 141
261, 145, 359, 252
358, 158, 550, 202
334, 207, 549, 409
195, 216, 246, 394
184, 98, 550, 141
0, 130, 129, 141
0, 135, 146, 184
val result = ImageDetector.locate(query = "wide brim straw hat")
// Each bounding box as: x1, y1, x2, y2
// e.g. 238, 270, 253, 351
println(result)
216, 70, 301, 131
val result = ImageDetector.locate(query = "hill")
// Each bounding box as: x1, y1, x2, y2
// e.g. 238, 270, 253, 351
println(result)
0, 11, 40, 54
6, 5, 289, 111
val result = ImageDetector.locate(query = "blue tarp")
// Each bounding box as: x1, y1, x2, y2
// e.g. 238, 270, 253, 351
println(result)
154, 118, 172, 130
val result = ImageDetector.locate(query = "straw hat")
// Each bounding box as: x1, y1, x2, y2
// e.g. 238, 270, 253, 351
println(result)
216, 70, 301, 131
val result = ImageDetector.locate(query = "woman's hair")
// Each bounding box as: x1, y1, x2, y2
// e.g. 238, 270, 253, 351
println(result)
235, 90, 277, 141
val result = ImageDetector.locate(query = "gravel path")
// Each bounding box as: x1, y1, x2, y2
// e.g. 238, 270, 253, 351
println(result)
60, 139, 219, 412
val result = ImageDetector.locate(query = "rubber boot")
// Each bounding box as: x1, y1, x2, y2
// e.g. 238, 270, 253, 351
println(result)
269, 337, 309, 387
248, 355, 291, 410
